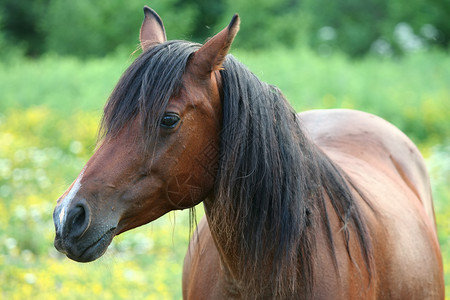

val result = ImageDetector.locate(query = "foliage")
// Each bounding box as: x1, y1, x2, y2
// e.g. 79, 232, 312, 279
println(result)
303, 0, 446, 57
42, 0, 198, 58
234, 48, 450, 147
427, 144, 450, 298
218, 0, 308, 49
0, 49, 449, 298
0, 0, 199, 58
0, 0, 449, 57
0, 0, 49, 57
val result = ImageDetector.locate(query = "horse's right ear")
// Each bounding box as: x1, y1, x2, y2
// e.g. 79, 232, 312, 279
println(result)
189, 14, 240, 79
140, 6, 167, 51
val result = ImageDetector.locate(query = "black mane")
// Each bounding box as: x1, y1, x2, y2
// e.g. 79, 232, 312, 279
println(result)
100, 41, 200, 146
213, 55, 373, 298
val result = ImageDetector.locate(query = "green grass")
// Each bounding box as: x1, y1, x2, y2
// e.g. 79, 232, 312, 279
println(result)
0, 49, 449, 299
234, 48, 450, 148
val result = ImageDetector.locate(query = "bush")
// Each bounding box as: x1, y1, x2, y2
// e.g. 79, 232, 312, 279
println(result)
1, 0, 448, 58
218, 0, 309, 49
0, 0, 199, 58
42, 0, 198, 58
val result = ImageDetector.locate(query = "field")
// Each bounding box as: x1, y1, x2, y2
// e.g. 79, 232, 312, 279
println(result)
0, 48, 449, 299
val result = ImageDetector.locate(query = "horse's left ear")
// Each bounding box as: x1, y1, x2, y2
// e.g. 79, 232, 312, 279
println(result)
140, 6, 167, 51
190, 14, 240, 78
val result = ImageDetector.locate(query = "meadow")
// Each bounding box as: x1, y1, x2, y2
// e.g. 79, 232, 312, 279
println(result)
0, 48, 449, 299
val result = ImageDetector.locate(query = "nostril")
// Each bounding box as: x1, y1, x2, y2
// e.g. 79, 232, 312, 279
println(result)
66, 200, 91, 239
72, 205, 86, 229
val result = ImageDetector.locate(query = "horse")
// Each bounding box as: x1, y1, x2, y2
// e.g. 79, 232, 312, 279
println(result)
52, 6, 445, 299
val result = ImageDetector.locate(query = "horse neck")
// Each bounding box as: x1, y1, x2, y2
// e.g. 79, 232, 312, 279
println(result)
201, 198, 260, 294
199, 61, 317, 298
202, 195, 311, 298
199, 58, 373, 298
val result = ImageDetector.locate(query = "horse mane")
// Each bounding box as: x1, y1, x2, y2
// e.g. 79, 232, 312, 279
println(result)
99, 41, 200, 146
99, 40, 373, 298
210, 55, 373, 298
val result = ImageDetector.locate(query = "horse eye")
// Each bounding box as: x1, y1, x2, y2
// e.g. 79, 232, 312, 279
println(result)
160, 113, 180, 129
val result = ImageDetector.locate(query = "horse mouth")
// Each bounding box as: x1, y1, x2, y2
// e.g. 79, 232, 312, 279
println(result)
65, 227, 117, 263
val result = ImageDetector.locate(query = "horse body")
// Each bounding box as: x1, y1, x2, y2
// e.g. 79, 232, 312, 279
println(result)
52, 6, 444, 299
183, 109, 444, 299
306, 109, 443, 298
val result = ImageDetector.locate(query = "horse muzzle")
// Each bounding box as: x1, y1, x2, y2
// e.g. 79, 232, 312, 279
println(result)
53, 198, 117, 262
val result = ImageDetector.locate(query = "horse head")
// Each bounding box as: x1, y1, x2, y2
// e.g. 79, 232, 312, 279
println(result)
53, 7, 240, 262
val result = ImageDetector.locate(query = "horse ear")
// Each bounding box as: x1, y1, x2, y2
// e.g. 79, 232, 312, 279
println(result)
190, 14, 240, 78
140, 6, 167, 51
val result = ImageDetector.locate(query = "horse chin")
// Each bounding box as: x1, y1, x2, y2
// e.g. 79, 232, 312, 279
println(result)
57, 227, 117, 263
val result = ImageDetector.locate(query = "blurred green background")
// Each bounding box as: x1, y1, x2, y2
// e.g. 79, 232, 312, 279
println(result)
0, 0, 449, 299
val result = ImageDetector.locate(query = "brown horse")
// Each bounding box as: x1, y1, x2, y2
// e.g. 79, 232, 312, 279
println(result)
53, 6, 444, 299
